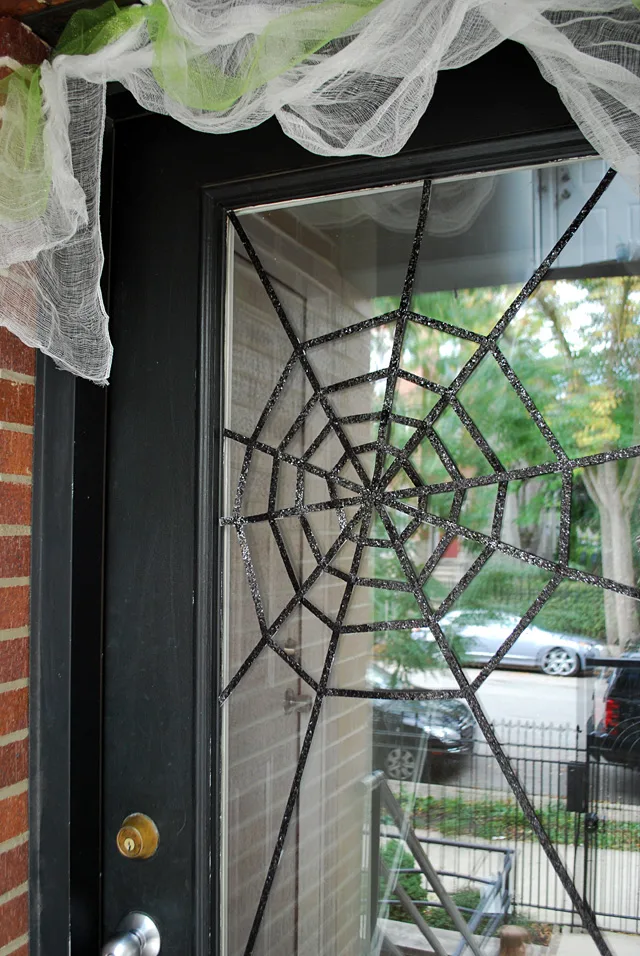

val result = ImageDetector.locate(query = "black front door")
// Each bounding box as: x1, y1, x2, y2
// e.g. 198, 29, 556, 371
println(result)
33, 39, 640, 956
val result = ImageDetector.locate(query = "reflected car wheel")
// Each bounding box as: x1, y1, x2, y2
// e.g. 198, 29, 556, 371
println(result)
541, 647, 579, 677
384, 747, 419, 781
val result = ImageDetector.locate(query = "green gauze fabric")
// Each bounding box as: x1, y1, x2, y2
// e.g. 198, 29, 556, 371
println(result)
57, 0, 383, 111
145, 0, 383, 112
55, 0, 148, 56
0, 0, 381, 224
0, 65, 49, 222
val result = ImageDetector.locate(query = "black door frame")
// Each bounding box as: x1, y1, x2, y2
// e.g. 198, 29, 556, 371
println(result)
28, 42, 596, 956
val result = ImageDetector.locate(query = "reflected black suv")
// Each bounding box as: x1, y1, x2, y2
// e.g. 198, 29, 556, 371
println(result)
369, 665, 475, 782
588, 655, 640, 769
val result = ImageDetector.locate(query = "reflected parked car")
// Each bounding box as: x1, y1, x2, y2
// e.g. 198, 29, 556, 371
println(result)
415, 609, 603, 677
369, 664, 475, 782
588, 655, 640, 768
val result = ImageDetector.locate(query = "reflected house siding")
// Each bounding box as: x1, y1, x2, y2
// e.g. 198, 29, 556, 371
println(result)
225, 211, 373, 956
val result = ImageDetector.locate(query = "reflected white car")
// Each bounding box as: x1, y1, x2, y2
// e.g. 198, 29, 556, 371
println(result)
415, 610, 603, 677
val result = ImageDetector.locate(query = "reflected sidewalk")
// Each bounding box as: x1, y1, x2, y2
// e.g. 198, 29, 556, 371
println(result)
555, 930, 639, 955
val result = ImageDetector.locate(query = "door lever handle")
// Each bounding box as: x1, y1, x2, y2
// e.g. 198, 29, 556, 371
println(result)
102, 913, 161, 956
283, 688, 313, 714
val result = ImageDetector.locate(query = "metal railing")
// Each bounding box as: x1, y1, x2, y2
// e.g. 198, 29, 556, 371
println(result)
378, 716, 640, 933
366, 771, 513, 955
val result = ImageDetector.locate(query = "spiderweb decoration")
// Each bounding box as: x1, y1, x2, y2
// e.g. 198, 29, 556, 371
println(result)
220, 167, 637, 956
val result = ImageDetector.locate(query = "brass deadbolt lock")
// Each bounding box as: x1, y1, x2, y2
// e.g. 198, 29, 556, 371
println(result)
116, 813, 159, 860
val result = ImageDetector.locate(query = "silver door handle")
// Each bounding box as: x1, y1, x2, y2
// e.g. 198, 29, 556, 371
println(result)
283, 688, 313, 714
101, 913, 161, 956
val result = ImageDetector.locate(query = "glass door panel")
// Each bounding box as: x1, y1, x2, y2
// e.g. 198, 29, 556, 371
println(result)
221, 161, 640, 956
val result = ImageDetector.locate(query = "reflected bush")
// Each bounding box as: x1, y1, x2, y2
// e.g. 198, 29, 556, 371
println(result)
455, 567, 607, 642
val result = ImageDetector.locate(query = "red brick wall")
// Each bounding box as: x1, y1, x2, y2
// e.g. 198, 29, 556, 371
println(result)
0, 21, 47, 953
0, 327, 34, 956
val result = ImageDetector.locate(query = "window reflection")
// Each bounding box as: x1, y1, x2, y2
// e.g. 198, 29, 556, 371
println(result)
223, 158, 640, 956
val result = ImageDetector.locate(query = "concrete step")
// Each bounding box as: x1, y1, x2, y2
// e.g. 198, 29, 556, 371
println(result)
379, 919, 549, 955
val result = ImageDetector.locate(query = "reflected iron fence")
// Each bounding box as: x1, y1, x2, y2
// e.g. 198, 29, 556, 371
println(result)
367, 771, 511, 956
389, 718, 640, 934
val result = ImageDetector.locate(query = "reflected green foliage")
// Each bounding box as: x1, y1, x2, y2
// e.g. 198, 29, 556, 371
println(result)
374, 629, 438, 683
433, 405, 493, 476
379, 842, 423, 921
504, 474, 562, 557
379, 842, 484, 928
411, 287, 509, 336
404, 794, 640, 851
458, 353, 551, 469
374, 625, 470, 685
569, 478, 601, 571
509, 278, 640, 459
508, 278, 640, 647
449, 563, 607, 642
370, 277, 640, 655
402, 320, 478, 387
458, 484, 498, 535
422, 888, 482, 931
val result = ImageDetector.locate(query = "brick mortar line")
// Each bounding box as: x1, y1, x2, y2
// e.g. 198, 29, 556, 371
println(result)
0, 679, 28, 693
0, 882, 27, 907
0, 371, 34, 386
0, 580, 29, 589
0, 628, 28, 643
0, 730, 28, 748
0, 934, 28, 956
0, 781, 27, 801
0, 528, 30, 538
0, 832, 28, 854
0, 423, 32, 435
0, 476, 31, 486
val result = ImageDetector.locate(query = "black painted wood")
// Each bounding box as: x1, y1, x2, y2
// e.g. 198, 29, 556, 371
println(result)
30, 308, 109, 956
30, 350, 75, 956
30, 121, 112, 956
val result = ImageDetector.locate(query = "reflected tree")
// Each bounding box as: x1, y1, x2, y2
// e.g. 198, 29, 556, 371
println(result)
374, 277, 640, 651
527, 277, 640, 648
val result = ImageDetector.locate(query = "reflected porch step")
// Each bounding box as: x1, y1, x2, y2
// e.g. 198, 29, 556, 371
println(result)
378, 919, 549, 956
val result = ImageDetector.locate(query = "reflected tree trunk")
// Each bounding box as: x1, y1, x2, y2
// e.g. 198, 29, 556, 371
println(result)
534, 279, 640, 650
582, 460, 640, 648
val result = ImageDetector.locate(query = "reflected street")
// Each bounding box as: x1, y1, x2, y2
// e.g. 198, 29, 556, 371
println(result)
408, 667, 582, 726
405, 668, 640, 806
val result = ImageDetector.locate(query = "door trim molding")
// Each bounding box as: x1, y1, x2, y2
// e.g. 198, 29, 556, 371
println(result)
29, 119, 113, 956
203, 128, 594, 209
194, 189, 226, 956
30, 357, 108, 956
